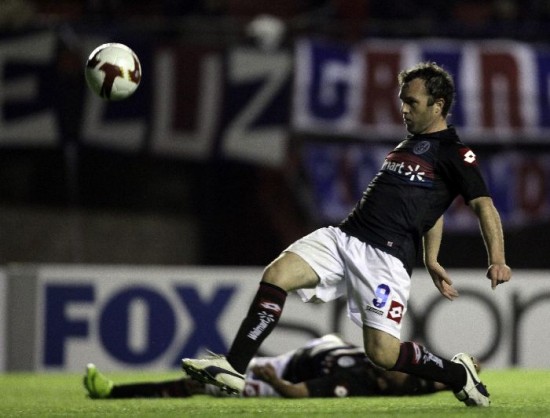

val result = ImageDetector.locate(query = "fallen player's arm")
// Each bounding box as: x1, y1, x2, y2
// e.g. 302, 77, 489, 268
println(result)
249, 364, 309, 398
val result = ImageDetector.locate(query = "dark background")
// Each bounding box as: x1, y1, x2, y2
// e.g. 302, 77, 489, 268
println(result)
1, 0, 549, 270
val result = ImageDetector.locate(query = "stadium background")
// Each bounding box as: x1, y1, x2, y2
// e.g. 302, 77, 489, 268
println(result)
0, 1, 549, 373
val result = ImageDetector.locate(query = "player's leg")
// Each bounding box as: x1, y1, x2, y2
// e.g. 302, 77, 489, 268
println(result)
363, 326, 462, 386
386, 333, 489, 406
182, 227, 346, 395
108, 378, 199, 398
226, 251, 319, 373
83, 363, 202, 399
182, 251, 319, 394
363, 316, 489, 406
348, 242, 490, 407
362, 326, 401, 369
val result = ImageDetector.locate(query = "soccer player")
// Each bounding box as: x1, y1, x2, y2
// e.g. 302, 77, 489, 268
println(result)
181, 62, 512, 407
84, 334, 458, 399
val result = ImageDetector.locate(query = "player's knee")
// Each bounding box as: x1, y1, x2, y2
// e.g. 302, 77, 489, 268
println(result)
365, 346, 397, 370
364, 332, 400, 370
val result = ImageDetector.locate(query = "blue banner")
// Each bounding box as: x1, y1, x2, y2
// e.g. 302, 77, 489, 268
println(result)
294, 38, 550, 143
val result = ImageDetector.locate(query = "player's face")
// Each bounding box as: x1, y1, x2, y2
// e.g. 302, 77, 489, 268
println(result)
399, 78, 444, 134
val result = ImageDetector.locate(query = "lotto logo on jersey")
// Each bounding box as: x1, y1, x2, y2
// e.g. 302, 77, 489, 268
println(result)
460, 147, 477, 165
387, 300, 404, 324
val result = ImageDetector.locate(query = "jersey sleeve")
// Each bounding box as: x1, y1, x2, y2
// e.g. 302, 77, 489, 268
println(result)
438, 142, 490, 204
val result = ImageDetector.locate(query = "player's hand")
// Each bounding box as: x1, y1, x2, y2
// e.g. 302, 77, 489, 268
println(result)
486, 263, 512, 289
251, 363, 278, 384
426, 262, 459, 301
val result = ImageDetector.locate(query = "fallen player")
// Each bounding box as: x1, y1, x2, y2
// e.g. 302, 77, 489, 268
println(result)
83, 334, 475, 399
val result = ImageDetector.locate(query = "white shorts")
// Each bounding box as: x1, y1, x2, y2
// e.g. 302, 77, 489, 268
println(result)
285, 226, 411, 340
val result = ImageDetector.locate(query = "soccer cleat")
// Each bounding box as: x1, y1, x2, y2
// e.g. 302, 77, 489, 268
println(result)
452, 353, 490, 407
181, 354, 245, 395
83, 363, 114, 399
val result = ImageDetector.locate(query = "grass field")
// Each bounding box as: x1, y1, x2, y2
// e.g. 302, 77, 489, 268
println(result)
0, 369, 548, 417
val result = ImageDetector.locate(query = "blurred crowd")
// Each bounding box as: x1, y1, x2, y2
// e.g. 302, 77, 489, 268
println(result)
2, 0, 550, 39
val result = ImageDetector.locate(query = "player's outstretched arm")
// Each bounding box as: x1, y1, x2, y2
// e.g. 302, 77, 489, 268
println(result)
423, 216, 458, 300
469, 196, 512, 289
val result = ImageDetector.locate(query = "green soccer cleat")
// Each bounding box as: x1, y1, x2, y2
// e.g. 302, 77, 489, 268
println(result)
83, 363, 114, 399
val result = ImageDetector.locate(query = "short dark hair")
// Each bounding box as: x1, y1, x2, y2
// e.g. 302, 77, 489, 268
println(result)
398, 62, 455, 117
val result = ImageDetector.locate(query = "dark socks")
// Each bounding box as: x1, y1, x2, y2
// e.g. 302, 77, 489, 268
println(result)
110, 378, 190, 398
226, 282, 287, 374
390, 341, 467, 392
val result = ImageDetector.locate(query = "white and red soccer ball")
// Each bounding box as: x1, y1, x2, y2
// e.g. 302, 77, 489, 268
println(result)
85, 43, 141, 101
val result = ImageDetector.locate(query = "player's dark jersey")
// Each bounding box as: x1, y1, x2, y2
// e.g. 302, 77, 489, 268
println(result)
339, 126, 489, 275
281, 336, 437, 397
282, 338, 379, 397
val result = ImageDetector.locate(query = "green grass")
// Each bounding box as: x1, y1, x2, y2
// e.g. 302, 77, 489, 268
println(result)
0, 369, 548, 417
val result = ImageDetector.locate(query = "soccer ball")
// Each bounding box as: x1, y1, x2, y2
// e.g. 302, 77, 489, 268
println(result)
85, 43, 142, 101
